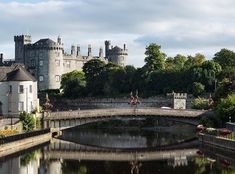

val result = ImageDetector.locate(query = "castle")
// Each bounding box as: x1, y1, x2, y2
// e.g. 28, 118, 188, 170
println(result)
14, 35, 128, 90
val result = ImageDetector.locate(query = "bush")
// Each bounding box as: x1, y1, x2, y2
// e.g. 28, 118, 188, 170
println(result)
20, 112, 36, 131
215, 94, 235, 124
193, 82, 205, 97
191, 97, 209, 110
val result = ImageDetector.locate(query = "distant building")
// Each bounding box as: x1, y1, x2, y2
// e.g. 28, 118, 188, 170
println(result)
14, 35, 128, 90
0, 64, 39, 116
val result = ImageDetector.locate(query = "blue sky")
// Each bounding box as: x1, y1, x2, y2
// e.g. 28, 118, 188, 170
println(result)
1, 0, 235, 67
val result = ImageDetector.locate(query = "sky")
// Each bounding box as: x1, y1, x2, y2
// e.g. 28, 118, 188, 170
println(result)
1, 0, 235, 67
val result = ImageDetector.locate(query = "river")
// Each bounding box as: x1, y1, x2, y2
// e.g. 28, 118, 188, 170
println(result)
0, 118, 234, 174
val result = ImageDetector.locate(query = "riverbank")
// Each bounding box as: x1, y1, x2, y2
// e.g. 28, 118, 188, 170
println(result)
0, 129, 51, 158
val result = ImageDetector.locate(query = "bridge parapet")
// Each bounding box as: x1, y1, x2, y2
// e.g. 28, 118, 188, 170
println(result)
42, 108, 211, 129
45, 108, 208, 120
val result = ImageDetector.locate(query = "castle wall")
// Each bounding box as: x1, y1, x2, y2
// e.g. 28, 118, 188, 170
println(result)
14, 35, 128, 90
63, 55, 84, 73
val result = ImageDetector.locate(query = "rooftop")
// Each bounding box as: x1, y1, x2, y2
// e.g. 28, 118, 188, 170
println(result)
0, 64, 36, 82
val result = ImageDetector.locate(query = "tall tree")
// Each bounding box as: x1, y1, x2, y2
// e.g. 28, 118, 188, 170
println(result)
213, 48, 235, 68
184, 53, 205, 69
61, 70, 86, 98
83, 59, 106, 95
143, 43, 166, 74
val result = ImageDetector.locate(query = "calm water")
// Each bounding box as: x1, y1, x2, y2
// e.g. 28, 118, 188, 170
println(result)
0, 118, 234, 174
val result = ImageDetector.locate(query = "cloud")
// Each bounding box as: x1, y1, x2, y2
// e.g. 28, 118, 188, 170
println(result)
0, 0, 235, 67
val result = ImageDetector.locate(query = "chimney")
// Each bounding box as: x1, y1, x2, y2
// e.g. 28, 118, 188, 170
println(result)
88, 44, 92, 56
124, 44, 126, 50
57, 36, 62, 44
99, 47, 103, 58
71, 45, 75, 55
0, 53, 3, 64
77, 45, 80, 56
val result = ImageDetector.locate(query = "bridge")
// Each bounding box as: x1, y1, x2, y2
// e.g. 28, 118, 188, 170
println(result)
44, 138, 198, 161
43, 108, 210, 129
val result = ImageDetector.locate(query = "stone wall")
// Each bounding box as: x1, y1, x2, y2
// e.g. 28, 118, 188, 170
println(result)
198, 133, 235, 151
0, 129, 51, 158
52, 96, 193, 110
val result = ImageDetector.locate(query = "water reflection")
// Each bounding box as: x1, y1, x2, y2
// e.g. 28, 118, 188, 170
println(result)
58, 118, 196, 149
0, 118, 235, 174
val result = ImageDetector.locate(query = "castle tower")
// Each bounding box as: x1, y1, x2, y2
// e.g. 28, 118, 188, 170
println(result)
14, 35, 31, 64
104, 42, 128, 67
105, 40, 111, 57
88, 44, 92, 57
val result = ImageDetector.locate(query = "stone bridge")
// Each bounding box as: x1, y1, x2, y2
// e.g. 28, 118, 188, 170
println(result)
43, 108, 210, 129
44, 139, 198, 162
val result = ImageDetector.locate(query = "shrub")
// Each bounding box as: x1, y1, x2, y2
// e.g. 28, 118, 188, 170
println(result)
191, 97, 209, 110
20, 112, 36, 131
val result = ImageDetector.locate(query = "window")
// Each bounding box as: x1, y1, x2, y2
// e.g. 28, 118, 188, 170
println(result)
9, 85, 12, 94
18, 102, 24, 112
55, 60, 60, 66
39, 60, 43, 66
39, 76, 44, 82
29, 85, 32, 93
55, 75, 60, 82
19, 85, 24, 93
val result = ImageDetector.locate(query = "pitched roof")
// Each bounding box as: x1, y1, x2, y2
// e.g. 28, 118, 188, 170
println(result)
0, 64, 36, 82
0, 66, 15, 81
112, 46, 122, 51
34, 38, 55, 45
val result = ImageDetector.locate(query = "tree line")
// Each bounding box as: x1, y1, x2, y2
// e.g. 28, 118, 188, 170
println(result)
61, 43, 235, 98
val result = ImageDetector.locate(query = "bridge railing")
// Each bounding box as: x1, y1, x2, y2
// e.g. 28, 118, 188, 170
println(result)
46, 108, 206, 120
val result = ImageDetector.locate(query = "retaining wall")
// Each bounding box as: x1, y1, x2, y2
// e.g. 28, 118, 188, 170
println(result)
0, 129, 51, 158
198, 133, 235, 151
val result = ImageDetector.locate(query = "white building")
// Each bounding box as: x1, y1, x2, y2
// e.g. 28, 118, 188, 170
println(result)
0, 65, 39, 116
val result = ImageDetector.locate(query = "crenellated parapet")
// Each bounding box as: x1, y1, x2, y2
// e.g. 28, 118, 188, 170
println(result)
173, 93, 187, 99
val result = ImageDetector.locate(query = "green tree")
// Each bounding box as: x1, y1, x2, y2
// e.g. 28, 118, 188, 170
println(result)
214, 75, 235, 105
20, 112, 36, 131
165, 54, 187, 71
173, 54, 187, 70
184, 53, 205, 69
143, 43, 166, 74
192, 82, 205, 97
61, 70, 86, 98
216, 94, 235, 124
213, 48, 235, 68
83, 59, 106, 95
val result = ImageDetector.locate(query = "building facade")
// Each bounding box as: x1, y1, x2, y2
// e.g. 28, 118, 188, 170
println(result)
0, 65, 39, 116
14, 35, 128, 90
